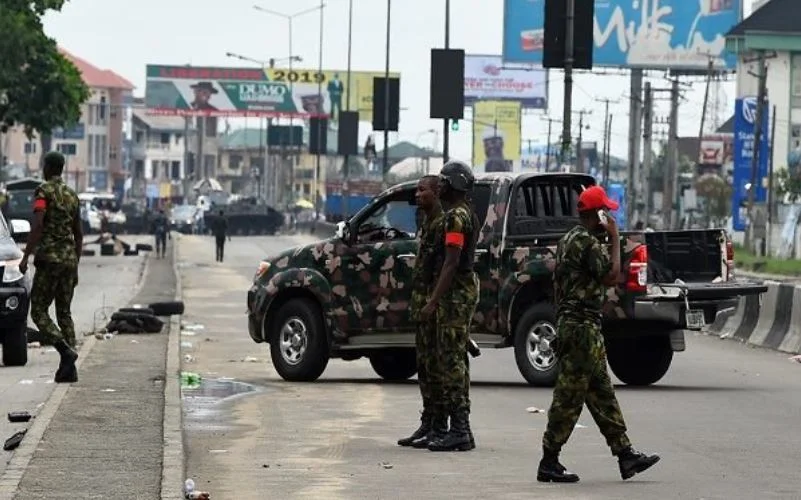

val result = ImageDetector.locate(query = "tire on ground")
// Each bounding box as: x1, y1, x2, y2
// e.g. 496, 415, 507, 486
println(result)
135, 243, 153, 252
268, 298, 329, 382
109, 311, 164, 333
2, 324, 28, 367
606, 335, 673, 386
513, 302, 560, 387
369, 349, 418, 381
117, 307, 155, 316
147, 301, 184, 316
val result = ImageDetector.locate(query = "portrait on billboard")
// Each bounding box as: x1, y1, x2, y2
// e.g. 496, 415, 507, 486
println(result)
189, 81, 219, 111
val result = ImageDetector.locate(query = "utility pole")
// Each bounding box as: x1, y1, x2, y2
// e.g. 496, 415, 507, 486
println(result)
767, 104, 777, 257
745, 51, 768, 252
642, 81, 654, 218
341, 0, 354, 219
560, 0, 576, 167
574, 109, 591, 173
543, 116, 561, 171
603, 114, 613, 188
381, 0, 392, 190
596, 97, 618, 182
628, 69, 644, 227
442, 0, 451, 162
662, 78, 680, 229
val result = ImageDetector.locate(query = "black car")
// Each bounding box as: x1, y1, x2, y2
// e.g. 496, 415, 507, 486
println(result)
0, 214, 32, 366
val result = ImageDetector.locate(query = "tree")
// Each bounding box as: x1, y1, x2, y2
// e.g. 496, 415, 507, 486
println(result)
775, 167, 801, 204
0, 0, 89, 138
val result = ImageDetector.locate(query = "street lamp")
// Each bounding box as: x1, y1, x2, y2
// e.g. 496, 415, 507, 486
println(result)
225, 52, 302, 69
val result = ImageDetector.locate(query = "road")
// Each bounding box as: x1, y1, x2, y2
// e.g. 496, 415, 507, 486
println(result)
179, 234, 801, 500
0, 237, 148, 477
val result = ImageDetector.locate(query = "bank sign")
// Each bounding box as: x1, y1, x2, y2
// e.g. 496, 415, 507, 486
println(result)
502, 0, 742, 70
732, 97, 770, 232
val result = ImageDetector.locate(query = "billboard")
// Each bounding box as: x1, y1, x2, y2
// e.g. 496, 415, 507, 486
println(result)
502, 0, 742, 70
465, 54, 547, 109
144, 65, 400, 121
472, 101, 522, 173
732, 97, 770, 232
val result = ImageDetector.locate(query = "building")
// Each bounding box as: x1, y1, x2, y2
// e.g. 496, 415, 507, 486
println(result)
130, 109, 194, 200
1, 48, 134, 192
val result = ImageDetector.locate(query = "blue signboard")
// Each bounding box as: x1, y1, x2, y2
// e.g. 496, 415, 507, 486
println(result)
89, 171, 108, 191
52, 123, 85, 140
732, 97, 770, 232
502, 0, 741, 70
607, 183, 627, 231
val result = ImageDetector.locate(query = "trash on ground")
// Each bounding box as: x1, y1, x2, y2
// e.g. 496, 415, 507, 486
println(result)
104, 333, 114, 340
131, 339, 139, 344
3, 429, 27, 451
242, 356, 259, 363
379, 461, 393, 469
209, 449, 228, 454
574, 423, 587, 429
789, 355, 801, 363
181, 372, 202, 389
184, 354, 196, 363
182, 323, 205, 331
18, 380, 33, 385
181, 330, 197, 337
526, 406, 545, 414
181, 341, 193, 349
183, 478, 211, 499
101, 388, 116, 393
7, 411, 31, 423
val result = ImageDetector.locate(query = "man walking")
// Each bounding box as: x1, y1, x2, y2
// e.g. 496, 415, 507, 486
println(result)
211, 209, 229, 262
153, 208, 169, 258
398, 175, 445, 449
537, 185, 659, 483
19, 152, 82, 383
421, 161, 481, 452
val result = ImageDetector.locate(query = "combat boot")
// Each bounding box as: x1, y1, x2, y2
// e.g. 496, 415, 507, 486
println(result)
537, 448, 579, 483
428, 411, 473, 452
411, 413, 448, 449
53, 340, 78, 384
617, 446, 660, 480
397, 411, 432, 447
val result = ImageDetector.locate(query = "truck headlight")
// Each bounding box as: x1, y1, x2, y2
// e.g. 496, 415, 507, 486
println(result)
2, 264, 24, 283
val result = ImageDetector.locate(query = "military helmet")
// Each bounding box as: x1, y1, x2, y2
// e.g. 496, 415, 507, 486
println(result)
439, 160, 475, 192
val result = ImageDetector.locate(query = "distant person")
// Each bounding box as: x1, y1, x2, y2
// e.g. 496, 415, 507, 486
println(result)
327, 73, 344, 121
153, 209, 169, 258
211, 209, 230, 262
19, 151, 82, 383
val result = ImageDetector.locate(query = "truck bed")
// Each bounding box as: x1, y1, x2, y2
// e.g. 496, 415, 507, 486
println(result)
644, 229, 725, 283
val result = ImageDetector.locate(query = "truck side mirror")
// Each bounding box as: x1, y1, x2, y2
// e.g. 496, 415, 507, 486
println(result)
335, 220, 350, 242
10, 219, 31, 244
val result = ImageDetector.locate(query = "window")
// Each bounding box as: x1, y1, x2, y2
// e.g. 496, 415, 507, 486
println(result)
87, 135, 95, 166
160, 133, 170, 144
110, 146, 118, 160
99, 96, 107, 121
508, 176, 593, 236
23, 142, 37, 155
229, 154, 243, 169
171, 161, 181, 180
100, 135, 108, 167
135, 131, 144, 143
205, 117, 217, 138
354, 188, 418, 240
88, 104, 95, 126
134, 160, 145, 178
175, 133, 183, 144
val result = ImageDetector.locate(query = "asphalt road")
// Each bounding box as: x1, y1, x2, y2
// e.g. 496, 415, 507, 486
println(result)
0, 236, 148, 477
179, 235, 801, 500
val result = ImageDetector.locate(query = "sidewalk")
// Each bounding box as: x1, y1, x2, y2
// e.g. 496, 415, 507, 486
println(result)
9, 248, 177, 499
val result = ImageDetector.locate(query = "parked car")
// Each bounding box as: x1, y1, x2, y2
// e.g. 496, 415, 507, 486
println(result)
0, 215, 32, 367
247, 172, 768, 386
170, 204, 199, 234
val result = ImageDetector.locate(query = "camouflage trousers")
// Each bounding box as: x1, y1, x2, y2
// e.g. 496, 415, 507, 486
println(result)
542, 318, 631, 455
415, 315, 442, 417
30, 261, 78, 348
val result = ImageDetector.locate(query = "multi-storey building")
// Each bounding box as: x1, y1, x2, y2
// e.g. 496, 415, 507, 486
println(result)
130, 109, 194, 200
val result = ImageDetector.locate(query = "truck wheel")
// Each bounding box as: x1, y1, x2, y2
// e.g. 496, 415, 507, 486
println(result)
514, 302, 559, 387
2, 324, 28, 367
269, 298, 329, 382
606, 335, 673, 386
369, 349, 418, 381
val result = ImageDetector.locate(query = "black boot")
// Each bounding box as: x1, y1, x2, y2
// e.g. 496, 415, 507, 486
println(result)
54, 340, 78, 383
617, 446, 660, 480
411, 413, 448, 449
428, 411, 473, 452
397, 412, 432, 447
537, 449, 580, 483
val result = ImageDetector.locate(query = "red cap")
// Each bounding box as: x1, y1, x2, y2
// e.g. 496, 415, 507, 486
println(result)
577, 185, 619, 212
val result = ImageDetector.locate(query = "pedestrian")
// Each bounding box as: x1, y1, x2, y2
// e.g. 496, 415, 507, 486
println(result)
153, 208, 169, 258
18, 151, 82, 383
211, 209, 230, 262
537, 185, 659, 483
420, 160, 481, 452
398, 175, 445, 449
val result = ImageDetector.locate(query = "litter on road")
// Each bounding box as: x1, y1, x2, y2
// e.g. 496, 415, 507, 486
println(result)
526, 406, 545, 414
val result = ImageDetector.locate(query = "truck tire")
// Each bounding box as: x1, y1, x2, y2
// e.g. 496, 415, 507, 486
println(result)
369, 349, 417, 381
606, 335, 673, 386
514, 302, 559, 387
269, 298, 329, 382
2, 324, 28, 367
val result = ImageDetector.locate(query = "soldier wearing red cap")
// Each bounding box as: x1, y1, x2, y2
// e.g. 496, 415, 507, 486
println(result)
537, 185, 660, 483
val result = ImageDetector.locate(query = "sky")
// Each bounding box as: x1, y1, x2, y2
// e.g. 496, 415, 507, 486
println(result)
42, 0, 757, 164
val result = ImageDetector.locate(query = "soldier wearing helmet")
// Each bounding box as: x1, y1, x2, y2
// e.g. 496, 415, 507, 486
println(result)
420, 160, 481, 452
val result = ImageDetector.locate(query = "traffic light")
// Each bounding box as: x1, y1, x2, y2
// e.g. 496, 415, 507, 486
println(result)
543, 0, 595, 70
430, 48, 465, 120
451, 120, 459, 132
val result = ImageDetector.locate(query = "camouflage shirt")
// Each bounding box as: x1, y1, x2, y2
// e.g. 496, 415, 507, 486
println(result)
33, 177, 80, 265
553, 225, 611, 323
410, 204, 443, 320
437, 200, 478, 304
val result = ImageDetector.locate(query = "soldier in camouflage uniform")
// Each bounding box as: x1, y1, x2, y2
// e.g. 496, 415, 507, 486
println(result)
538, 185, 659, 483
398, 175, 445, 448
19, 152, 83, 383
421, 161, 480, 452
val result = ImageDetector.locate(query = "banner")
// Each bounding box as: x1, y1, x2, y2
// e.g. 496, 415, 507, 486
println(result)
144, 65, 400, 122
472, 101, 521, 173
732, 97, 770, 232
464, 55, 547, 109
502, 0, 742, 70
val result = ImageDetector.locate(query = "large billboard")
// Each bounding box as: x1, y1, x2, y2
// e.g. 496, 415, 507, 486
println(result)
502, 0, 742, 70
472, 101, 522, 173
144, 65, 400, 121
465, 54, 547, 109
732, 97, 770, 232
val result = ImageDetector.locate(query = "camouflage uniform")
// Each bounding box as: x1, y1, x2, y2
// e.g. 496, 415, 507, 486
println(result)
542, 225, 631, 455
30, 177, 81, 348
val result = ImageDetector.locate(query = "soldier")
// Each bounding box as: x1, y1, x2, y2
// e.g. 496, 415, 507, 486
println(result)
153, 208, 169, 258
211, 209, 230, 262
538, 185, 660, 483
19, 151, 82, 383
421, 160, 480, 452
398, 175, 445, 449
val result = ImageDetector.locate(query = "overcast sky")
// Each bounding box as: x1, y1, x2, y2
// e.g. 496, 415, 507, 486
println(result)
43, 0, 756, 163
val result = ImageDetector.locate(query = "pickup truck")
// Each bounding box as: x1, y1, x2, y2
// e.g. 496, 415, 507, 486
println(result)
247, 172, 768, 386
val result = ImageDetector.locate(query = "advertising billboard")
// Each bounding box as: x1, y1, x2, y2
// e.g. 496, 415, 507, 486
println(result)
502, 0, 742, 70
465, 55, 547, 109
472, 101, 522, 173
732, 97, 770, 232
144, 65, 400, 121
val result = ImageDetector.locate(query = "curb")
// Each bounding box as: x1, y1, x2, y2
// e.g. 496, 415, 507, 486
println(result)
160, 234, 185, 500
0, 252, 151, 499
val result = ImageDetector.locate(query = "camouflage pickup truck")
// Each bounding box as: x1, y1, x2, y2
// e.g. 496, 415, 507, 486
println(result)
247, 172, 767, 386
